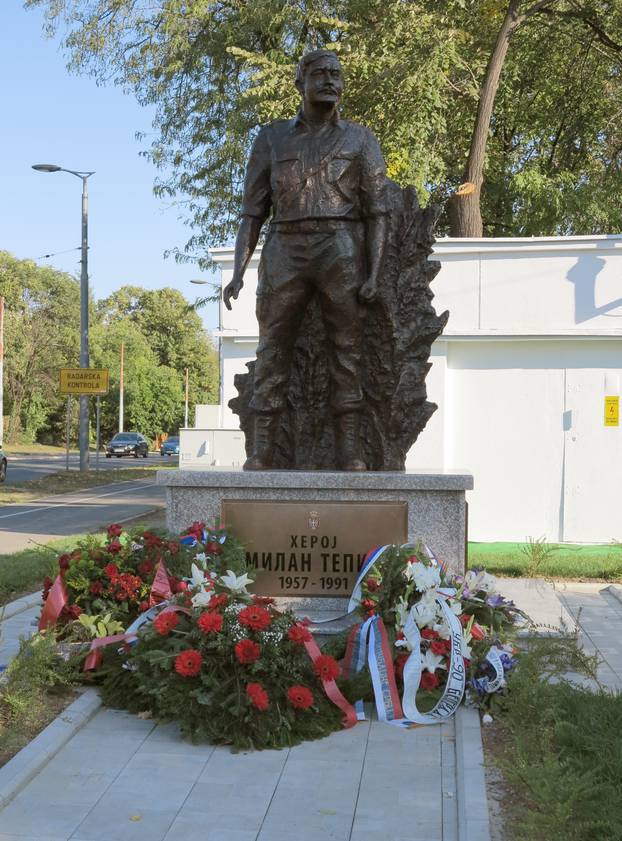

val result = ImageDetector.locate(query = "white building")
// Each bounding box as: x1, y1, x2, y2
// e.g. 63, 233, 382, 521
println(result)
187, 235, 622, 545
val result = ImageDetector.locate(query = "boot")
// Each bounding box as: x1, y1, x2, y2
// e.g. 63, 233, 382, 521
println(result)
335, 412, 366, 471
243, 414, 279, 470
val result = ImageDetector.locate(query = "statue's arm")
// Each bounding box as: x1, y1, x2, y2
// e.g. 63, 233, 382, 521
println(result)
358, 129, 389, 304
360, 215, 387, 303
223, 128, 271, 311
223, 216, 263, 310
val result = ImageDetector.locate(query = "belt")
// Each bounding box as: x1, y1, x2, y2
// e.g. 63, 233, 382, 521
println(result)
270, 218, 363, 233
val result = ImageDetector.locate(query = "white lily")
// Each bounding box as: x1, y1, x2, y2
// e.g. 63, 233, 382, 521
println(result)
190, 563, 206, 587
219, 569, 254, 594
433, 620, 451, 640
461, 635, 473, 660
465, 569, 497, 595
421, 649, 446, 673
194, 552, 207, 567
448, 599, 463, 616
191, 588, 213, 608
411, 596, 437, 629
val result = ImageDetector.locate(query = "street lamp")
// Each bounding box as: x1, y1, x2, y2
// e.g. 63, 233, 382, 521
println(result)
33, 163, 95, 472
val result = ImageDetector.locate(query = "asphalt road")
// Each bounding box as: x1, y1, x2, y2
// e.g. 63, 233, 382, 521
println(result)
0, 478, 166, 554
4, 452, 178, 484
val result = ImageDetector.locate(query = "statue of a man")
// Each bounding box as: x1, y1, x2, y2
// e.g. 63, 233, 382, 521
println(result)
224, 50, 388, 470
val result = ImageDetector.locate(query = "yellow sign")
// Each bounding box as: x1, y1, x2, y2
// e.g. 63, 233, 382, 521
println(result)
605, 395, 619, 427
59, 368, 109, 395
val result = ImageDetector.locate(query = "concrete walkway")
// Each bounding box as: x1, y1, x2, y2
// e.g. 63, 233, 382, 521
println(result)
2, 577, 622, 841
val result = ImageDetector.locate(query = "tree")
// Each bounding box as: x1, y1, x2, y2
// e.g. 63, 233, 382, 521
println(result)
0, 251, 81, 443
97, 285, 218, 424
25, 0, 622, 241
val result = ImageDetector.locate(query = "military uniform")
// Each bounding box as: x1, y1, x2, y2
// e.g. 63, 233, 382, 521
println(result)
240, 110, 388, 415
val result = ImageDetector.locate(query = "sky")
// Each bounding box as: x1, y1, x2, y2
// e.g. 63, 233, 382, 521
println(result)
0, 2, 220, 331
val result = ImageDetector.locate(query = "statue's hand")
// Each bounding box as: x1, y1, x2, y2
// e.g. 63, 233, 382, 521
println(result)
358, 278, 379, 304
223, 276, 244, 311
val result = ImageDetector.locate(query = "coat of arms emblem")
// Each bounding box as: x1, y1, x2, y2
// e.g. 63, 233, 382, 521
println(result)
308, 510, 320, 530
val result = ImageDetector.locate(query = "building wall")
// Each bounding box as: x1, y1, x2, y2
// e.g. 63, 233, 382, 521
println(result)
208, 236, 622, 543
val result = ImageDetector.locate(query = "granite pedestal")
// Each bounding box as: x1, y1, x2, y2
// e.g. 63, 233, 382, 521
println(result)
158, 469, 473, 637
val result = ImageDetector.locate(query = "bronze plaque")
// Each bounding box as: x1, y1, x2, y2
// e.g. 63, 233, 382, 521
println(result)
222, 500, 408, 597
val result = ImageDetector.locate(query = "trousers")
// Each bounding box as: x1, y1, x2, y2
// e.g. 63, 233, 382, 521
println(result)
250, 222, 365, 415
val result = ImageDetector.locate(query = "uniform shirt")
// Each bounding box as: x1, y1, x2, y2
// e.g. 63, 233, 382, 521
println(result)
240, 110, 388, 223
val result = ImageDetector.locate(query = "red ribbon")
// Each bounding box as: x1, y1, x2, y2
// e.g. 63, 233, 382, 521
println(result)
82, 604, 192, 671
342, 622, 361, 680
38, 575, 68, 631
149, 559, 172, 606
375, 617, 404, 719
303, 636, 357, 729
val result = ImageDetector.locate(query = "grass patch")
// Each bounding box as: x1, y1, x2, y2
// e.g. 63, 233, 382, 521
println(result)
2, 442, 68, 455
0, 633, 77, 768
485, 637, 622, 840
469, 540, 622, 581
0, 509, 166, 606
0, 464, 175, 505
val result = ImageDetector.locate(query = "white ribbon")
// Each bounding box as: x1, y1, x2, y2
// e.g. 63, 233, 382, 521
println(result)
401, 596, 467, 725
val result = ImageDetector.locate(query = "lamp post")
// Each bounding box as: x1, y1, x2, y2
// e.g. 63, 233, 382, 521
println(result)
33, 164, 95, 472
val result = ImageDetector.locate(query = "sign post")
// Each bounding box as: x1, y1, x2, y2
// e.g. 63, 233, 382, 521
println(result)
59, 369, 109, 470
65, 397, 71, 471
95, 395, 101, 471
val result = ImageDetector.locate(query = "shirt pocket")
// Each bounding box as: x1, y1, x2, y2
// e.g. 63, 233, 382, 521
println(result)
272, 154, 301, 189
327, 152, 358, 199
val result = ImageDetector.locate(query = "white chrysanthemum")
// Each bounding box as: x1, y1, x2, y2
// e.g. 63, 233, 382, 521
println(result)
411, 563, 441, 593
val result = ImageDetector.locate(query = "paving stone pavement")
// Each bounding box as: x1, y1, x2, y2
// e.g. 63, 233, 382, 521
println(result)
0, 707, 460, 841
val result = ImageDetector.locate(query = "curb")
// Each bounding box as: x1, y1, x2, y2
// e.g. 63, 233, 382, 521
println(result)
1, 592, 41, 622
606, 584, 622, 605
0, 688, 102, 810
455, 706, 491, 841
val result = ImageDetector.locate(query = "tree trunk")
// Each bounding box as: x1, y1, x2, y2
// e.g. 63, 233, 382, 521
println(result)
449, 0, 523, 237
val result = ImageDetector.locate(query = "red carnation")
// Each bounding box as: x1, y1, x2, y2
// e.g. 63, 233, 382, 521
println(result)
174, 649, 202, 677
314, 654, 340, 682
206, 541, 222, 554
144, 531, 164, 548
246, 682, 269, 711
431, 639, 451, 656
90, 581, 104, 595
107, 523, 123, 537
65, 604, 82, 619
138, 560, 154, 576
366, 578, 381, 592
470, 622, 486, 641
58, 553, 71, 572
197, 611, 223, 634
139, 601, 149, 612
421, 628, 439, 640
106, 540, 122, 554
168, 541, 180, 555
208, 594, 229, 611
153, 611, 179, 636
103, 563, 119, 578
234, 639, 261, 664
361, 598, 376, 616
459, 613, 473, 628
287, 685, 314, 710
420, 671, 439, 691
174, 580, 188, 592
287, 624, 312, 644
239, 605, 272, 632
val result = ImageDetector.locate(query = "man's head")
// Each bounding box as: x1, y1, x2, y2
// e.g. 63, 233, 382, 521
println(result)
295, 50, 343, 107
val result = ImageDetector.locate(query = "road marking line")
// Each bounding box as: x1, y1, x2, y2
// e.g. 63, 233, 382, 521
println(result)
0, 483, 158, 520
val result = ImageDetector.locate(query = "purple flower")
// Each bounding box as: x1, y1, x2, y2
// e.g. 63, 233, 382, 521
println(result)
469, 677, 488, 696
486, 594, 506, 608
500, 653, 516, 671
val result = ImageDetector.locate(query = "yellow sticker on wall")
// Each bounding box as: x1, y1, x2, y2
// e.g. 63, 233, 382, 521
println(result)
605, 396, 620, 427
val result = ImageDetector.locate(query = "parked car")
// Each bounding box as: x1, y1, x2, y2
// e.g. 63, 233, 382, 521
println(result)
160, 436, 180, 457
0, 447, 6, 482
105, 432, 149, 459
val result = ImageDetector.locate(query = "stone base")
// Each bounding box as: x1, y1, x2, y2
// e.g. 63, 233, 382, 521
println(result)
158, 468, 473, 588
158, 468, 473, 643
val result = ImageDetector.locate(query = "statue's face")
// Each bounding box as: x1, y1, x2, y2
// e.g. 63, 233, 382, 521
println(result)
301, 55, 343, 106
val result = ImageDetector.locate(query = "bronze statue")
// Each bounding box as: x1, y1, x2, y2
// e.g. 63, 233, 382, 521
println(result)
224, 50, 387, 471
226, 51, 448, 472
